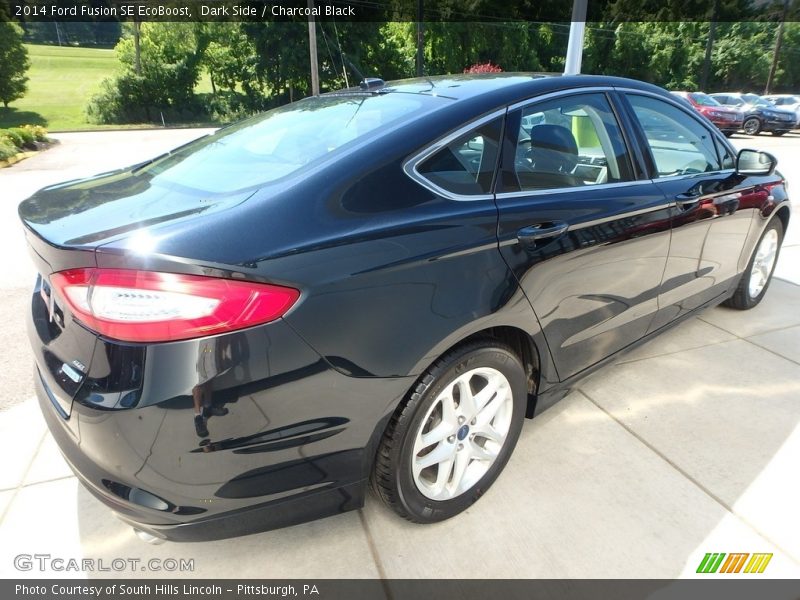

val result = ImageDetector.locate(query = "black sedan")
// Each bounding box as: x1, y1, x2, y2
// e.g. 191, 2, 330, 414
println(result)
711, 92, 796, 135
19, 74, 790, 542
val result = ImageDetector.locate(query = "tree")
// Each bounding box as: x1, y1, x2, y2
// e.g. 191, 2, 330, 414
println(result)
0, 21, 30, 109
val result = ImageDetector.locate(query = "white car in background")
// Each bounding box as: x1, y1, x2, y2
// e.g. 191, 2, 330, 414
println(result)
763, 94, 800, 128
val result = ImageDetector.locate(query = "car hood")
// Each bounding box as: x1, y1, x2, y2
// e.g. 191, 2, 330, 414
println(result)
18, 168, 254, 248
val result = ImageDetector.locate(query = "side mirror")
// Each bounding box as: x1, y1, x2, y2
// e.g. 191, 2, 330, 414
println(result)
736, 149, 777, 176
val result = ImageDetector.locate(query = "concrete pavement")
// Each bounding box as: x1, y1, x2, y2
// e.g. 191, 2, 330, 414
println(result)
0, 129, 798, 579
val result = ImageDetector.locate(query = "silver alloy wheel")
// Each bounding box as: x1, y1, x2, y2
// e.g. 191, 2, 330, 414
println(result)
743, 117, 761, 135
748, 229, 779, 299
411, 367, 514, 501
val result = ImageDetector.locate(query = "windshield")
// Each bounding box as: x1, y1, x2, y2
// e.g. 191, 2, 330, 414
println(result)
741, 94, 771, 107
138, 93, 431, 194
718, 96, 744, 106
690, 93, 721, 107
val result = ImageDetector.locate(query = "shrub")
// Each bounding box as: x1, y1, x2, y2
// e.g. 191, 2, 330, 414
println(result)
21, 124, 49, 143
8, 126, 36, 149
0, 138, 17, 161
0, 128, 25, 150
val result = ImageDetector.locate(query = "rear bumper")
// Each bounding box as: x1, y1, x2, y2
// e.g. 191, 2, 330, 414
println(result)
32, 317, 414, 541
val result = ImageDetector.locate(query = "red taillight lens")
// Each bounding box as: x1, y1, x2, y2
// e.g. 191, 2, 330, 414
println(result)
49, 268, 300, 343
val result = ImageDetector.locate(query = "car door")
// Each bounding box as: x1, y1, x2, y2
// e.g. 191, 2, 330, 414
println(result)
494, 90, 672, 381
621, 92, 756, 330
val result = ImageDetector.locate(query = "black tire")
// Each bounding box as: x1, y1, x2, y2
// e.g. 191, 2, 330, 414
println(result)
772, 130, 788, 136
743, 117, 762, 136
371, 339, 527, 523
724, 218, 783, 310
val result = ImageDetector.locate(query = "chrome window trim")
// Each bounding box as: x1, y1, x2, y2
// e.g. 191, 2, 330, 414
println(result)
402, 108, 507, 202
646, 168, 736, 184
404, 85, 737, 202
495, 178, 655, 201
507, 86, 616, 112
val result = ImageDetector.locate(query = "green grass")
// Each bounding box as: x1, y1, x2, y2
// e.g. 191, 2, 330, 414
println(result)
0, 44, 117, 131
0, 44, 215, 132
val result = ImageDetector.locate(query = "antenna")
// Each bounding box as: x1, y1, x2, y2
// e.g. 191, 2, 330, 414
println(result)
342, 53, 365, 83
331, 19, 350, 88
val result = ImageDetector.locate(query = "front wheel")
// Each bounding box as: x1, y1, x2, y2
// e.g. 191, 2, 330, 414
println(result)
372, 340, 527, 523
725, 218, 783, 310
743, 117, 762, 135
772, 130, 788, 136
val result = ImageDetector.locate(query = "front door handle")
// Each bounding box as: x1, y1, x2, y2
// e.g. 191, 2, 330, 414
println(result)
517, 221, 569, 246
675, 191, 702, 210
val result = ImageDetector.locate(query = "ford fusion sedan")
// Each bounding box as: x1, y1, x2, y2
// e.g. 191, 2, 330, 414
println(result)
711, 92, 796, 135
670, 91, 744, 135
20, 74, 789, 541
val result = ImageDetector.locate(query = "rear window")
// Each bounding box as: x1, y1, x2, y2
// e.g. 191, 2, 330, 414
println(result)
138, 94, 430, 194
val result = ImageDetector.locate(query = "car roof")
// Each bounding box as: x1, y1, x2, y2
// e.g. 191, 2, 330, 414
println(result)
325, 73, 672, 108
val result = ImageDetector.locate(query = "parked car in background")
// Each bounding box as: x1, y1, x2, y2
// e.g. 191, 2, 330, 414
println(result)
670, 91, 743, 136
20, 74, 790, 541
762, 94, 800, 128
711, 92, 796, 135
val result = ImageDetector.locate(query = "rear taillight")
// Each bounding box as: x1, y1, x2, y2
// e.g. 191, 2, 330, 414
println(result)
49, 268, 300, 343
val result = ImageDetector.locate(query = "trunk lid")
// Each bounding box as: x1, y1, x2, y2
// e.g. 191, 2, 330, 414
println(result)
20, 168, 253, 418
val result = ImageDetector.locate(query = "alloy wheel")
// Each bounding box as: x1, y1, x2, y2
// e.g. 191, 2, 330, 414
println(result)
748, 228, 779, 298
411, 367, 513, 501
743, 117, 761, 135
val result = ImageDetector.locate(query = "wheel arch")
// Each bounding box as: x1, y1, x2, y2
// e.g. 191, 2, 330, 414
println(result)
774, 204, 791, 237
406, 324, 543, 420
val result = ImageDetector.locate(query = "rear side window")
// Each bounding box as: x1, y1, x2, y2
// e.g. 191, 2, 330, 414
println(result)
506, 92, 633, 192
628, 95, 721, 176
416, 118, 503, 196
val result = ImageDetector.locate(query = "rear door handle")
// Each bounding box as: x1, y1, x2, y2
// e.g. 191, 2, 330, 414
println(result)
517, 221, 569, 246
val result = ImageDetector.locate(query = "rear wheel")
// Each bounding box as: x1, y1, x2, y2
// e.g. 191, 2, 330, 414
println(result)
743, 117, 762, 135
372, 340, 527, 522
725, 218, 783, 310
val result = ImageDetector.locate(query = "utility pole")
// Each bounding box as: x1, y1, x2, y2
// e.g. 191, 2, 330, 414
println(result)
765, 0, 790, 95
133, 20, 141, 75
307, 0, 320, 95
564, 0, 588, 75
416, 0, 424, 76
700, 0, 721, 91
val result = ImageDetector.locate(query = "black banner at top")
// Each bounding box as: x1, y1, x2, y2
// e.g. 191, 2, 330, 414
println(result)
2, 0, 800, 23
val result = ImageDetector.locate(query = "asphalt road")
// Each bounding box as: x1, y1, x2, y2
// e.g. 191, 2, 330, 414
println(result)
0, 128, 798, 412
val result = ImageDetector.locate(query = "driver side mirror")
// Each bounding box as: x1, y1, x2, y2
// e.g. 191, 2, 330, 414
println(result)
736, 149, 777, 176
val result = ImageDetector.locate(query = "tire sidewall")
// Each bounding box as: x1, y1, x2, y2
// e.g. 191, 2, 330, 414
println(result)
393, 345, 527, 523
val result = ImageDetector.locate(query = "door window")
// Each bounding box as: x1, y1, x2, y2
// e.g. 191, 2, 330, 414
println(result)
505, 93, 633, 192
628, 94, 722, 176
